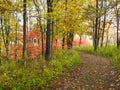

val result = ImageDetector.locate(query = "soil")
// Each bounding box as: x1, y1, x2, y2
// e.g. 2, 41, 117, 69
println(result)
45, 52, 120, 90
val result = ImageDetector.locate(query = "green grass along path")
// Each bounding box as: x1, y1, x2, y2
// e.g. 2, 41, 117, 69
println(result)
45, 52, 120, 90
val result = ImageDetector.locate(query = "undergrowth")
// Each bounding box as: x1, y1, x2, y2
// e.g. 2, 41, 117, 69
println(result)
0, 49, 81, 90
79, 46, 120, 71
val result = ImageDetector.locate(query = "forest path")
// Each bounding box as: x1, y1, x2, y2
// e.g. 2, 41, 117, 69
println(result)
46, 52, 120, 90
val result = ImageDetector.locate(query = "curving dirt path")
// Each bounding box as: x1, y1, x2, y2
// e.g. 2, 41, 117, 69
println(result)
45, 52, 120, 90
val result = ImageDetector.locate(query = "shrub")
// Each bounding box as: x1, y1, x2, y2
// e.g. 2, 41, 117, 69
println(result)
0, 49, 81, 89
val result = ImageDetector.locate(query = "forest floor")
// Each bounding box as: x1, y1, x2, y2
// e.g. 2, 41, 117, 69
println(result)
45, 52, 120, 90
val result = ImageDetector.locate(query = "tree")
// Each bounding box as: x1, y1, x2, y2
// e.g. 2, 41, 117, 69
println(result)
22, 0, 27, 60
115, 0, 120, 48
33, 0, 45, 55
53, 0, 87, 49
93, 0, 99, 51
45, 0, 53, 60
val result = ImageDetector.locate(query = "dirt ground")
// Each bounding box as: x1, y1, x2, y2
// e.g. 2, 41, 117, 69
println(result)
45, 52, 120, 90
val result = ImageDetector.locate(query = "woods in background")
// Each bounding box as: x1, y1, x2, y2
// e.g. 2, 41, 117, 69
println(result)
0, 0, 120, 61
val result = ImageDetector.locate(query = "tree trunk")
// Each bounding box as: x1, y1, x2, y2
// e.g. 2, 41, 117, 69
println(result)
51, 1, 54, 55
15, 13, 18, 46
3, 17, 10, 60
51, 20, 54, 55
33, 0, 45, 55
22, 0, 27, 60
94, 0, 99, 51
100, 14, 106, 47
93, 19, 95, 47
67, 32, 74, 49
116, 17, 120, 48
0, 18, 2, 62
62, 36, 65, 49
105, 23, 111, 47
115, 0, 120, 48
38, 18, 44, 55
79, 36, 82, 46
45, 0, 52, 60
97, 18, 101, 46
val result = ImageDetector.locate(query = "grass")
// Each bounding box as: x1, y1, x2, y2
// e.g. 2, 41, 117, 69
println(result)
79, 46, 120, 71
0, 49, 81, 90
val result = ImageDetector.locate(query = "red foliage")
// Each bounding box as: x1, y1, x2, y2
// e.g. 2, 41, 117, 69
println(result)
27, 32, 40, 39
19, 31, 41, 41
13, 45, 22, 51
9, 30, 90, 60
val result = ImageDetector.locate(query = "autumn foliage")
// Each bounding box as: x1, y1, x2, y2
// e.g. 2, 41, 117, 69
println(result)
9, 31, 89, 60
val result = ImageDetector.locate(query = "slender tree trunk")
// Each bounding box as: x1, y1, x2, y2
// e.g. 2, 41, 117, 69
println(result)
38, 14, 44, 55
97, 18, 101, 46
62, 35, 65, 49
97, 0, 104, 46
115, 0, 120, 48
45, 0, 52, 60
0, 18, 2, 62
55, 39, 58, 48
105, 23, 111, 47
67, 32, 74, 49
15, 13, 18, 60
117, 22, 119, 48
33, 0, 45, 55
93, 19, 95, 47
51, 2, 54, 55
51, 20, 54, 55
15, 14, 18, 46
22, 0, 27, 60
79, 36, 82, 46
0, 38, 2, 64
1, 18, 8, 59
4, 18, 10, 60
1, 18, 6, 51
38, 17, 44, 55
101, 14, 106, 47
106, 28, 109, 47
94, 0, 99, 51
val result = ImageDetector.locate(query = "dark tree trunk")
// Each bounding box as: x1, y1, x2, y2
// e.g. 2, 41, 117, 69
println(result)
55, 39, 58, 47
116, 15, 120, 48
22, 0, 27, 60
93, 19, 95, 47
97, 18, 101, 46
94, 0, 99, 51
62, 36, 65, 49
51, 20, 54, 55
67, 32, 74, 49
51, 2, 54, 55
79, 36, 82, 46
15, 13, 18, 46
45, 0, 52, 60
